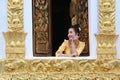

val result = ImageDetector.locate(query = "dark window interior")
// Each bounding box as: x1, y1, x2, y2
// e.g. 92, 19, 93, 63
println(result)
52, 0, 72, 56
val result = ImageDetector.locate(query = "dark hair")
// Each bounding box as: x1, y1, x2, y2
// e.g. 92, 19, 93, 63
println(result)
69, 24, 81, 36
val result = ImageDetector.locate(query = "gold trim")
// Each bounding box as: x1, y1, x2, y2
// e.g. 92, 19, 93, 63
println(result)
95, 0, 118, 59
3, 0, 27, 59
0, 73, 120, 79
0, 59, 120, 79
2, 59, 120, 73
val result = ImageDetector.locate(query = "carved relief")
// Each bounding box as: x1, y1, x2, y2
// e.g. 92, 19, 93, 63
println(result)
96, 35, 118, 59
0, 73, 12, 80
30, 60, 52, 72
4, 59, 29, 72
0, 72, 120, 80
50, 73, 68, 80
12, 73, 30, 80
99, 0, 115, 34
30, 59, 75, 72
101, 60, 120, 72
30, 73, 49, 80
33, 0, 50, 56
8, 0, 24, 32
95, 0, 118, 59
3, 0, 27, 59
53, 60, 75, 72
77, 60, 99, 72
4, 59, 118, 73
0, 59, 120, 78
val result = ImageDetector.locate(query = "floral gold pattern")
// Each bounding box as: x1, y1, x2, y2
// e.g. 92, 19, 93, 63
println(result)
3, 0, 27, 59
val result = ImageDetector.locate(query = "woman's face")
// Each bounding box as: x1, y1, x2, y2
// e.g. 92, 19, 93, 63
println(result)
68, 28, 78, 40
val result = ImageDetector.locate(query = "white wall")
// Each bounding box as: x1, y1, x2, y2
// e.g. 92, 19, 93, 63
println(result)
116, 0, 120, 58
24, 0, 33, 59
0, 0, 8, 58
1, 0, 119, 59
88, 0, 99, 59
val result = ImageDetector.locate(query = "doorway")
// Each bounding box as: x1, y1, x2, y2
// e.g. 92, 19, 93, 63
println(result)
32, 0, 89, 56
52, 0, 72, 56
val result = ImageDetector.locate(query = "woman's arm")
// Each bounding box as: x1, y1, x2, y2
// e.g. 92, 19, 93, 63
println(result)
55, 40, 67, 57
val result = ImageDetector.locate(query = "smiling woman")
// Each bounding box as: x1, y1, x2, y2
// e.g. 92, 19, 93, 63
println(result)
32, 0, 89, 57
55, 24, 85, 57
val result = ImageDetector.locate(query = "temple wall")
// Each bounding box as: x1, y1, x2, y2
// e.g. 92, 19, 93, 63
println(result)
0, 0, 120, 59
0, 0, 120, 79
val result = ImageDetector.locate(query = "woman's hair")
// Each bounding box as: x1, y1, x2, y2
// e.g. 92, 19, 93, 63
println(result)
69, 24, 81, 36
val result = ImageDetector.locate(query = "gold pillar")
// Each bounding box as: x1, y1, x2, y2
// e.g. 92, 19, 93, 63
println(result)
95, 0, 118, 59
3, 0, 27, 59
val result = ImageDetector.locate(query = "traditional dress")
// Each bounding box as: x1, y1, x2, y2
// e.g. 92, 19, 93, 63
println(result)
55, 39, 85, 57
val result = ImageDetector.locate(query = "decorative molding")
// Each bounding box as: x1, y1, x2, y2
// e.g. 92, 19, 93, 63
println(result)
3, 0, 27, 59
1, 59, 120, 73
0, 73, 120, 79
0, 59, 120, 79
95, 0, 118, 59
96, 34, 118, 59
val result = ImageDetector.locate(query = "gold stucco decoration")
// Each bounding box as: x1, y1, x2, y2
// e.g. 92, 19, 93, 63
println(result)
95, 0, 118, 59
1, 0, 119, 79
0, 59, 120, 79
3, 0, 27, 59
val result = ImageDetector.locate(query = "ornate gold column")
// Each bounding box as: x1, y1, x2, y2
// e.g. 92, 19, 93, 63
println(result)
3, 0, 27, 59
96, 0, 118, 59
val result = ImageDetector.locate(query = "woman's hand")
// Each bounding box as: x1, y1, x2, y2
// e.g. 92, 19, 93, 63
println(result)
70, 39, 76, 53
70, 39, 79, 57
71, 53, 78, 57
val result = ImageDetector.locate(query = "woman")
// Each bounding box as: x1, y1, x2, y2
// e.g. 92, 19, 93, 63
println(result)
55, 24, 85, 57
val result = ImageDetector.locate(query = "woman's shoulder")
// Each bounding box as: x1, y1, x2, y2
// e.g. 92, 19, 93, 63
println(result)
64, 39, 69, 42
63, 39, 69, 43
